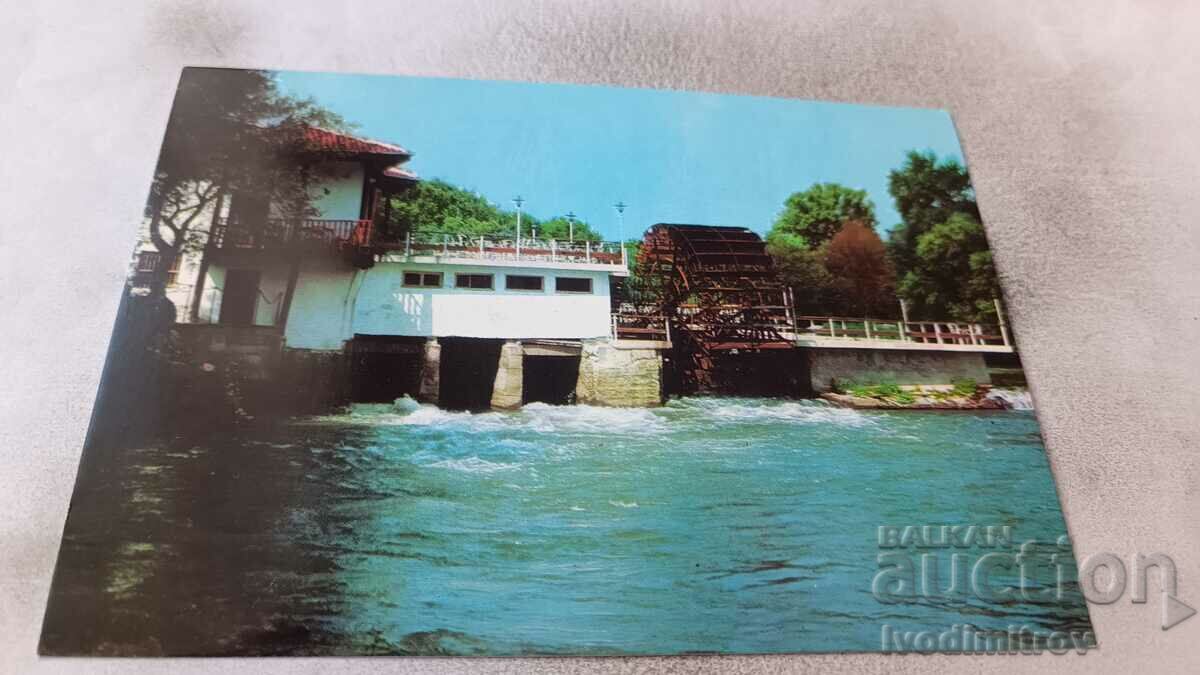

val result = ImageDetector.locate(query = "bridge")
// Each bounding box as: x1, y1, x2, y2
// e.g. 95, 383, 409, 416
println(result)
613, 223, 1013, 394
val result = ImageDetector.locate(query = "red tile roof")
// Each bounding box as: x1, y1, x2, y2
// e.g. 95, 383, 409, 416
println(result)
301, 126, 411, 157
382, 164, 418, 181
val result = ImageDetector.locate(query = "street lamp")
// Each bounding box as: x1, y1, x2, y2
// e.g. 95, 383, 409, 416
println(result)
512, 195, 525, 241
565, 211, 577, 242
512, 195, 525, 256
613, 201, 627, 242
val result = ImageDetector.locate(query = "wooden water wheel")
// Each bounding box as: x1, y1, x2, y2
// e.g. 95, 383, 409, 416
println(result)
625, 224, 795, 393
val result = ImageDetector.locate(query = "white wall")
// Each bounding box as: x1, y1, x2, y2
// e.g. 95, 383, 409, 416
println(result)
354, 263, 613, 340
137, 164, 365, 327
254, 266, 290, 325
308, 161, 365, 220
284, 262, 362, 349
283, 261, 615, 349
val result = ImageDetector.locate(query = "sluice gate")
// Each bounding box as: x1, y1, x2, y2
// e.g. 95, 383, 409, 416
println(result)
617, 224, 807, 396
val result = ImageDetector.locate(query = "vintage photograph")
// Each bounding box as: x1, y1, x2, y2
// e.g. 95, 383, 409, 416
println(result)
41, 68, 1092, 656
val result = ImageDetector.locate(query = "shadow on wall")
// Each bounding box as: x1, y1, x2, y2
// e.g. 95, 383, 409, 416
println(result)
350, 274, 435, 339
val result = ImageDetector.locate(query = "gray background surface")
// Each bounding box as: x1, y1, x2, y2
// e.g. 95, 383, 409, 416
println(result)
2, 1, 1197, 672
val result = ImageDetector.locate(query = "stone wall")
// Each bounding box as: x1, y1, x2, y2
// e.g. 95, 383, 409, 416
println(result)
276, 347, 352, 413
575, 340, 664, 407
162, 326, 350, 426
805, 347, 990, 393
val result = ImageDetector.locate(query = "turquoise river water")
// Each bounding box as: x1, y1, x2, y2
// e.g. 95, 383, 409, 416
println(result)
43, 396, 1093, 655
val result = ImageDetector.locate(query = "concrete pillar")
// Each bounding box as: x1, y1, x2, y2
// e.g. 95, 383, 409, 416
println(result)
418, 337, 440, 404
575, 339, 664, 407
490, 340, 524, 410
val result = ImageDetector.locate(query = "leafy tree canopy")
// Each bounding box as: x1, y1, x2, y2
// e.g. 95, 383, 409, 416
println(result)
884, 150, 999, 321
766, 183, 884, 315
769, 241, 843, 315
381, 179, 603, 242
885, 150, 980, 276
897, 213, 1000, 321
770, 183, 877, 251
145, 68, 348, 289
824, 220, 896, 316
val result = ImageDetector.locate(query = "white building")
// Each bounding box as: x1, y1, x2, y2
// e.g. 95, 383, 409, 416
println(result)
136, 126, 654, 409
287, 245, 626, 350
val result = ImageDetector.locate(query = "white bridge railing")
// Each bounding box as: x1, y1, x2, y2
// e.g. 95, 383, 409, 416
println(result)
387, 232, 628, 267
790, 315, 1010, 347
608, 311, 1012, 350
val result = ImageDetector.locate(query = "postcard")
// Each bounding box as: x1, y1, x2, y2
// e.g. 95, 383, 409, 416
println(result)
40, 68, 1092, 656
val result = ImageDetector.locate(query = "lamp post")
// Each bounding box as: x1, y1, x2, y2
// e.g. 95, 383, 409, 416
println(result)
614, 201, 627, 263
565, 211, 577, 242
513, 195, 525, 257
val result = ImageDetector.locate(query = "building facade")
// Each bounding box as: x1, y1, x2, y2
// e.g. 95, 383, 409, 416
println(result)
135, 126, 664, 411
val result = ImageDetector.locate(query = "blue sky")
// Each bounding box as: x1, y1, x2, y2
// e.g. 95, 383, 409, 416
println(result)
275, 71, 967, 241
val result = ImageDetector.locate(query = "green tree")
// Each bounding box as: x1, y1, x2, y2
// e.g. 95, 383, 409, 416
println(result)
381, 179, 602, 242
898, 213, 1000, 321
769, 241, 844, 315
885, 150, 981, 277
771, 183, 877, 250
766, 183, 880, 315
536, 216, 603, 242
145, 67, 347, 294
885, 150, 998, 321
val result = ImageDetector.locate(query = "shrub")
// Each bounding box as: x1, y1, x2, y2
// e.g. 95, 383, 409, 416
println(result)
951, 377, 978, 397
843, 379, 909, 401
874, 381, 902, 397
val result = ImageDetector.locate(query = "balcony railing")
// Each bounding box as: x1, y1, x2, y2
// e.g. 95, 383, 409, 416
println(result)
382, 232, 627, 267
209, 222, 627, 268
210, 218, 372, 251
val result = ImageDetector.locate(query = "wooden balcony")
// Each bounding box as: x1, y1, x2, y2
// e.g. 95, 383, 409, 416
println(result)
210, 218, 373, 252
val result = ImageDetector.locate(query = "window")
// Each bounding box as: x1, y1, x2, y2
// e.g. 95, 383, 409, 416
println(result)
455, 273, 494, 290
555, 276, 593, 294
166, 256, 181, 286
135, 251, 161, 273
134, 251, 179, 285
505, 274, 544, 291
403, 271, 443, 288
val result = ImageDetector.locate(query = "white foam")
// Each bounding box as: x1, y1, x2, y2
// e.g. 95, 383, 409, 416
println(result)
392, 394, 421, 414
518, 402, 668, 436
666, 397, 875, 428
987, 389, 1034, 410
327, 396, 874, 436
427, 456, 522, 473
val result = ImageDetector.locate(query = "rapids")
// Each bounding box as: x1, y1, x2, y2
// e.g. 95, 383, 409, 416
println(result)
43, 396, 1090, 655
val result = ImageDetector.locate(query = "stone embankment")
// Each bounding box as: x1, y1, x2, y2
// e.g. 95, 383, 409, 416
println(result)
820, 385, 1028, 410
